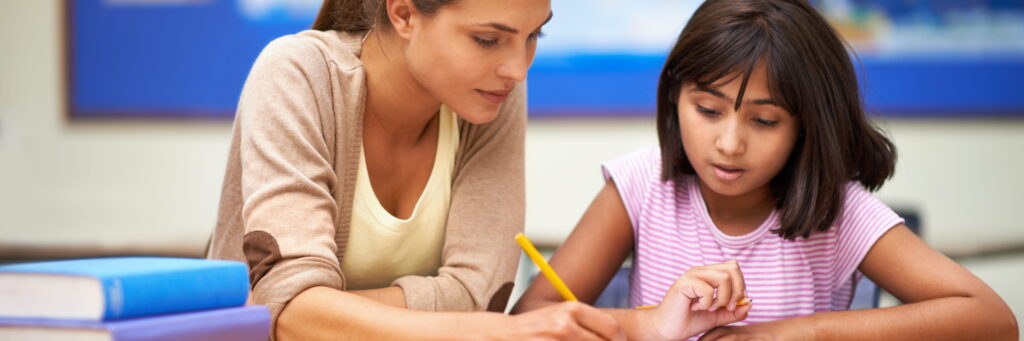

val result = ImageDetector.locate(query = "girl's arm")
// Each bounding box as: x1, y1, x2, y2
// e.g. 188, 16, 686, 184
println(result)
512, 181, 750, 340
700, 224, 1019, 340
277, 286, 625, 341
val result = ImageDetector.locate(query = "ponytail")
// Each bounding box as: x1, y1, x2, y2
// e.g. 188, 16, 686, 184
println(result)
312, 0, 457, 32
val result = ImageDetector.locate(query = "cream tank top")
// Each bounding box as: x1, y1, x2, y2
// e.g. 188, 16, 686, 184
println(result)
341, 106, 459, 290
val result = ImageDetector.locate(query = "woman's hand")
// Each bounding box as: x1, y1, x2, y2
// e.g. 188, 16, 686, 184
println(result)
499, 301, 625, 341
641, 261, 753, 340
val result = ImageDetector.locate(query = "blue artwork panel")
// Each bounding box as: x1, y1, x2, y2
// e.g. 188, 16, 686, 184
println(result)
68, 0, 1024, 119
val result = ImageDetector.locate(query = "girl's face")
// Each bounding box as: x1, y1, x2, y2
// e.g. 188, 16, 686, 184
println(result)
403, 0, 551, 124
677, 64, 799, 198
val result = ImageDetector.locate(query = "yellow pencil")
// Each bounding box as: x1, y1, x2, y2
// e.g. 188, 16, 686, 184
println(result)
514, 233, 578, 302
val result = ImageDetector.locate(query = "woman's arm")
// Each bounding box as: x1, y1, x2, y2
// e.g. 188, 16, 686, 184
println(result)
513, 181, 750, 340
277, 286, 625, 341
699, 225, 1019, 340
349, 286, 407, 308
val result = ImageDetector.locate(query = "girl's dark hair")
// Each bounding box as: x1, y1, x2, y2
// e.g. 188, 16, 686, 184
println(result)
656, 0, 897, 240
312, 0, 456, 32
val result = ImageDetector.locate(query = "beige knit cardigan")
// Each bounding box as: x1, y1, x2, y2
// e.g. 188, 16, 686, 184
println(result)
207, 29, 526, 332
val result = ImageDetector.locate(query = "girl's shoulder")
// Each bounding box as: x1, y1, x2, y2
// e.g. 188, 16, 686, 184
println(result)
839, 181, 885, 214
602, 145, 692, 202
601, 145, 664, 186
832, 180, 904, 240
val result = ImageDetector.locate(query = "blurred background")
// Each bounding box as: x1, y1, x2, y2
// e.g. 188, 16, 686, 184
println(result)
1, 0, 1022, 333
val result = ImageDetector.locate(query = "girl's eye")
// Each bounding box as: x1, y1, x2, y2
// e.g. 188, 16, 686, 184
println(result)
696, 105, 719, 116
473, 36, 499, 48
753, 118, 779, 127
528, 30, 546, 41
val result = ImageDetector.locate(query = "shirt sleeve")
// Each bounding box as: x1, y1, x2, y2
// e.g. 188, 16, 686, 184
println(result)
391, 81, 527, 313
234, 35, 344, 328
601, 145, 661, 233
831, 182, 905, 288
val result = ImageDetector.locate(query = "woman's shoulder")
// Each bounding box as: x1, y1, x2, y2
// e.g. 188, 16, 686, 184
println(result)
254, 30, 366, 74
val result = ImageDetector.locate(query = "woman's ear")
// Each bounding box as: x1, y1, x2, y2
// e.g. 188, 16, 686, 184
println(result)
386, 0, 417, 40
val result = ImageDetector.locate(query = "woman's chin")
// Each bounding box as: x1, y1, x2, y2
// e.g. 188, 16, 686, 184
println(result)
453, 107, 500, 125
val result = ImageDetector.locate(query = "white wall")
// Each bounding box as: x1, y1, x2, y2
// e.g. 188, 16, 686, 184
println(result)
3, 0, 1024, 259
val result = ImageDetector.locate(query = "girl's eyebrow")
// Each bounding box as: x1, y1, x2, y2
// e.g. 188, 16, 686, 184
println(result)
475, 11, 553, 34
690, 85, 778, 107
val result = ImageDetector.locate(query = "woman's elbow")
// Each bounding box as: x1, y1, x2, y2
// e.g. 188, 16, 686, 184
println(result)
982, 294, 1019, 341
997, 310, 1019, 341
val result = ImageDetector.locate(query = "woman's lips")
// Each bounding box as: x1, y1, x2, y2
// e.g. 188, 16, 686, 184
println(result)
477, 89, 510, 104
712, 164, 744, 181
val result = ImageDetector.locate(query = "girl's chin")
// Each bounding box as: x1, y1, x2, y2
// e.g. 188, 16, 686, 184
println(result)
701, 177, 754, 197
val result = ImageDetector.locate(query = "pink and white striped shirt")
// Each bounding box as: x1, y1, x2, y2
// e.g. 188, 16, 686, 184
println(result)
603, 146, 903, 329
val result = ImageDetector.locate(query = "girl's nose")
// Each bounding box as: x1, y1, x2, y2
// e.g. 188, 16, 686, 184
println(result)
715, 119, 746, 156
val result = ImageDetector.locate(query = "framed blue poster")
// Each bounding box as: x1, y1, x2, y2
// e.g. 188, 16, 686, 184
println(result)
67, 0, 1024, 119
66, 0, 317, 119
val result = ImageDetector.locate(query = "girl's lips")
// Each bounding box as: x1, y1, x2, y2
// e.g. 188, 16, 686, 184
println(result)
712, 164, 744, 181
477, 89, 510, 104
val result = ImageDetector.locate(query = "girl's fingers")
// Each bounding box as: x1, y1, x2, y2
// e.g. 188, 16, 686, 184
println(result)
688, 268, 732, 312
704, 261, 747, 311
683, 277, 716, 311
720, 261, 747, 311
712, 298, 753, 326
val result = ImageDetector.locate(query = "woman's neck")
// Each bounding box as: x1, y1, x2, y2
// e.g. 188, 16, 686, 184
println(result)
698, 180, 776, 236
360, 30, 441, 146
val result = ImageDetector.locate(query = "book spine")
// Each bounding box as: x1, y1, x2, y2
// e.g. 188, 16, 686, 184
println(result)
101, 265, 249, 320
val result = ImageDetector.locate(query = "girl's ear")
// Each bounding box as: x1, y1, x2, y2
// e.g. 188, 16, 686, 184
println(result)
386, 0, 417, 40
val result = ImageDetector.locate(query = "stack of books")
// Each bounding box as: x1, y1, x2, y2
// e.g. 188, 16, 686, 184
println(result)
0, 257, 269, 340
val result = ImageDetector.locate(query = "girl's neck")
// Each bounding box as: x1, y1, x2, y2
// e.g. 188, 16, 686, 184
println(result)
360, 30, 442, 146
698, 180, 776, 236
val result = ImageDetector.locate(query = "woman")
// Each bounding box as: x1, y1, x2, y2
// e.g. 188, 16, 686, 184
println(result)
207, 0, 624, 339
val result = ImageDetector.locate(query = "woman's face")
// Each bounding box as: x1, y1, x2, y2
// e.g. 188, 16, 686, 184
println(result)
677, 64, 799, 198
402, 0, 551, 124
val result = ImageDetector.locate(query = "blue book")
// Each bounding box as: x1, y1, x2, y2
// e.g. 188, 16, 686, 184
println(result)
0, 257, 249, 320
0, 305, 270, 341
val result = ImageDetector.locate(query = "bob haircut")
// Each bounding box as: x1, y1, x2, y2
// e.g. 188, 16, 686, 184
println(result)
656, 0, 897, 240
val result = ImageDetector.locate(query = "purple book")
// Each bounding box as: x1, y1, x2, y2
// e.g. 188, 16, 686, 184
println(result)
0, 305, 269, 341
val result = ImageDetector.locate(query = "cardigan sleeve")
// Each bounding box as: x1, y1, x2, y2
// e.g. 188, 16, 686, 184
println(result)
233, 35, 344, 329
392, 82, 527, 312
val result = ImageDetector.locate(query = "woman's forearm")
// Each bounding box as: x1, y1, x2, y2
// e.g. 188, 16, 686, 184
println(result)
276, 286, 505, 341
514, 298, 653, 340
349, 286, 407, 308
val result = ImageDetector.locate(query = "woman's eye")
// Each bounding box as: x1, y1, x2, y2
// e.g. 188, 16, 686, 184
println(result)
528, 30, 546, 41
753, 118, 779, 127
696, 105, 719, 116
473, 36, 499, 48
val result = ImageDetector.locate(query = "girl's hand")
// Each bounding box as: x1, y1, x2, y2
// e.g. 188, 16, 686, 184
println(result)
642, 260, 753, 340
697, 319, 811, 341
501, 301, 626, 341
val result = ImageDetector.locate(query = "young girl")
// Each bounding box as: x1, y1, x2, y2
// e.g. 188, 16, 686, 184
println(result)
513, 0, 1018, 340
207, 0, 626, 339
